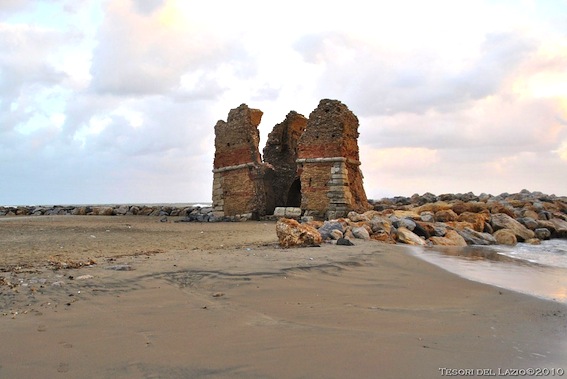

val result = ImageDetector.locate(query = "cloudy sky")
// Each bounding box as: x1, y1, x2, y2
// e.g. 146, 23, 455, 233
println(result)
1, 0, 566, 205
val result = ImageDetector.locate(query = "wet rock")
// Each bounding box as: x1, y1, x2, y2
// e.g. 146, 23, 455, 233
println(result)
534, 228, 551, 240
493, 229, 518, 246
549, 218, 567, 238
429, 230, 467, 247
490, 213, 535, 242
457, 228, 497, 245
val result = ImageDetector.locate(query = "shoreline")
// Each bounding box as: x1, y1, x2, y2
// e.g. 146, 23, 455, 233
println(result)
1, 217, 565, 378
409, 244, 567, 304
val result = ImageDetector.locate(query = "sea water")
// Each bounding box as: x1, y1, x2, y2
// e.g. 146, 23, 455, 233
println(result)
412, 239, 567, 304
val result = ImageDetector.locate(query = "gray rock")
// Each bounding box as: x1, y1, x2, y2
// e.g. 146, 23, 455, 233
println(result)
369, 216, 392, 234
517, 217, 538, 230
337, 238, 354, 246
318, 221, 345, 240
352, 226, 370, 240
398, 218, 416, 231
420, 211, 435, 223
456, 228, 497, 245
432, 223, 448, 237
115, 204, 130, 215
534, 228, 551, 240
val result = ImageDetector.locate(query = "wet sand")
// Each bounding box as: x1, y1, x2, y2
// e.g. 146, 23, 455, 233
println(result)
1, 216, 566, 378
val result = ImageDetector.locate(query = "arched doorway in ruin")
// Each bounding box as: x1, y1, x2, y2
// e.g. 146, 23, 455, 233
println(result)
285, 178, 301, 207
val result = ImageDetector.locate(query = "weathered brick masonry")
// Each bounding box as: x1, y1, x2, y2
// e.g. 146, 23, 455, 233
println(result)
212, 99, 371, 220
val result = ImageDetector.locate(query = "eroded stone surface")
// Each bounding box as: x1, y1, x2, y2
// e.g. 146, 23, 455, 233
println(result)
297, 99, 371, 219
263, 111, 307, 208
212, 99, 371, 220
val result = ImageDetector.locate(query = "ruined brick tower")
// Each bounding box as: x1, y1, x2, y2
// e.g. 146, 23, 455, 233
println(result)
212, 104, 274, 219
297, 99, 371, 219
212, 99, 371, 220
262, 111, 308, 208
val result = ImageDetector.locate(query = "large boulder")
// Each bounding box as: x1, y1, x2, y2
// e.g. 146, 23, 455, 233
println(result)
396, 227, 426, 246
371, 232, 396, 244
457, 211, 489, 232
490, 213, 535, 242
93, 206, 114, 216
390, 210, 420, 220
435, 209, 458, 222
429, 230, 467, 246
457, 228, 497, 245
517, 217, 538, 230
369, 216, 392, 234
330, 229, 343, 240
493, 229, 518, 246
415, 201, 452, 213
549, 218, 567, 238
114, 204, 130, 215
351, 226, 371, 240
534, 228, 551, 240
397, 218, 417, 231
318, 220, 345, 240
419, 211, 435, 223
347, 211, 369, 222
452, 201, 489, 215
276, 218, 322, 248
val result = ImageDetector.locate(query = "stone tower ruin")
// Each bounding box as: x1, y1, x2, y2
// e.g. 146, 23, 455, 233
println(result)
212, 99, 371, 220
212, 104, 274, 218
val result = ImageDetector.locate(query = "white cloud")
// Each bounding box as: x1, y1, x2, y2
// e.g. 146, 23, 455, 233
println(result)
88, 0, 244, 96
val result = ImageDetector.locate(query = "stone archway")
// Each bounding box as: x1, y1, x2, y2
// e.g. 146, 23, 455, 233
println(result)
286, 178, 302, 207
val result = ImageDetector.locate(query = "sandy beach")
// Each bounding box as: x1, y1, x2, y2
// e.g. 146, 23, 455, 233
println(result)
1, 216, 566, 378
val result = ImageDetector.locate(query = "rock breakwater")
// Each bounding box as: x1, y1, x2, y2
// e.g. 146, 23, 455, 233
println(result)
0, 204, 239, 221
277, 190, 567, 247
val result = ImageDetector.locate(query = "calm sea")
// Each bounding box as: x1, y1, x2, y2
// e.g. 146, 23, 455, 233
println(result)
412, 239, 567, 304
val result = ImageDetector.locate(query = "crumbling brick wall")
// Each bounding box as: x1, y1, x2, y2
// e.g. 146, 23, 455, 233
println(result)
297, 99, 371, 219
212, 99, 371, 220
212, 104, 274, 218
263, 111, 307, 208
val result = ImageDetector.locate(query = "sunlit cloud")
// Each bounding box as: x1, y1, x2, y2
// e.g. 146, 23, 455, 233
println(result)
555, 141, 567, 161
